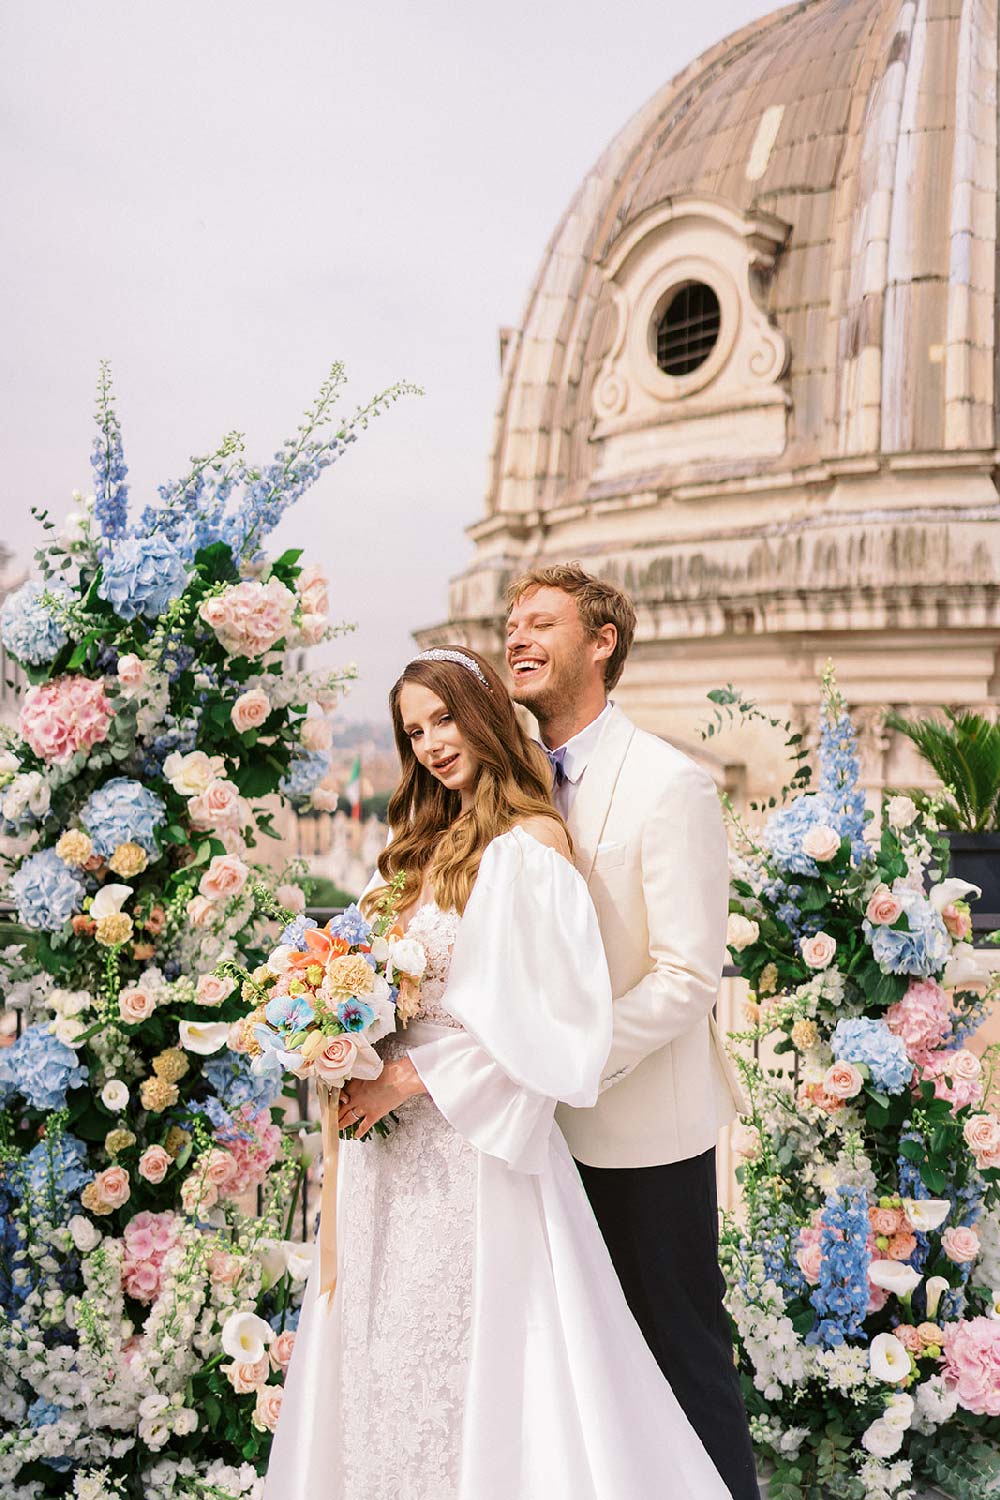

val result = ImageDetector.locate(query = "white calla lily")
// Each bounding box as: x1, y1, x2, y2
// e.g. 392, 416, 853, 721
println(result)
221, 1310, 273, 1363
988, 1289, 1000, 1320
178, 1020, 231, 1055
925, 1275, 951, 1320
869, 1331, 913, 1384
90, 884, 133, 920
868, 1260, 922, 1299
283, 1243, 314, 1282
256, 1239, 289, 1290
901, 1198, 951, 1232
929, 878, 982, 913
942, 943, 992, 994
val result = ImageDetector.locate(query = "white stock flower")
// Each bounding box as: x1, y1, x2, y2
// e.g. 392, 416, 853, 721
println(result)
902, 1199, 951, 1233
868, 1260, 922, 1299
869, 1332, 912, 1384
726, 912, 760, 951
862, 1417, 904, 1458
90, 884, 133, 921
100, 1079, 129, 1112
178, 1020, 231, 1055
221, 1310, 273, 1364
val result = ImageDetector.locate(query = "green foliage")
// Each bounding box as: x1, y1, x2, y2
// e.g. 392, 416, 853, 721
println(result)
885, 708, 1000, 831
702, 686, 812, 811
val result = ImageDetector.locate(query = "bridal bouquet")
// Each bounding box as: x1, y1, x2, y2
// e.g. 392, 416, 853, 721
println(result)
229, 885, 428, 1121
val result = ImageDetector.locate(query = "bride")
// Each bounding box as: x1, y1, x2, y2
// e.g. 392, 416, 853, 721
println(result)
264, 646, 730, 1500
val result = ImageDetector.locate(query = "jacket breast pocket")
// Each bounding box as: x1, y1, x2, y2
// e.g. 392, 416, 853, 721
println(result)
593, 840, 627, 871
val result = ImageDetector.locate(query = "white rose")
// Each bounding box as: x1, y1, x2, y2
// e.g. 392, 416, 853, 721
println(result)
868, 1260, 922, 1299
883, 1392, 915, 1432
800, 931, 837, 970
179, 1020, 232, 1055
902, 1199, 951, 1233
221, 1310, 273, 1364
386, 937, 427, 981
100, 1079, 129, 1112
49, 988, 91, 1018
52, 1014, 88, 1048
862, 1418, 904, 1458
886, 795, 918, 830
929, 877, 982, 914
68, 1214, 101, 1253
162, 749, 226, 798
266, 944, 294, 976
726, 913, 760, 952
869, 1332, 912, 1384
802, 824, 840, 862
90, 884, 134, 921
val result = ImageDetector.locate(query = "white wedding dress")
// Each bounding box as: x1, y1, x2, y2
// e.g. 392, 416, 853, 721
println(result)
264, 827, 729, 1500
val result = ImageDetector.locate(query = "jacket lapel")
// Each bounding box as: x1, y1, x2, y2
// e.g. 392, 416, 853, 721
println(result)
566, 705, 635, 884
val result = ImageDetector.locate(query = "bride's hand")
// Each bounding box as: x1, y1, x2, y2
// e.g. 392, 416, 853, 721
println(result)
337, 1059, 426, 1136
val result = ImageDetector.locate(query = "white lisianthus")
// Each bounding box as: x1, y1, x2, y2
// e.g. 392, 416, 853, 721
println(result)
928, 877, 982, 913
138, 1415, 170, 1449
222, 1310, 273, 1364
861, 1417, 904, 1458
178, 1020, 232, 1055
90, 884, 133, 920
915, 1373, 960, 1425
869, 1332, 912, 1384
139, 1393, 170, 1419
883, 1392, 915, 1431
369, 935, 390, 964
173, 1407, 199, 1436
924, 1275, 951, 1321
365, 993, 397, 1044
726, 912, 760, 951
902, 1198, 951, 1233
67, 1214, 101, 1253
886, 794, 918, 830
868, 1260, 922, 1299
100, 1079, 129, 1112
386, 936, 427, 981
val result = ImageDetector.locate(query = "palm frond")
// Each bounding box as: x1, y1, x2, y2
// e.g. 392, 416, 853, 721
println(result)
884, 709, 1000, 831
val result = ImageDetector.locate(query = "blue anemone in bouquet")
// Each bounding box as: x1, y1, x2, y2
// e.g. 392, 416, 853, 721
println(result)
0, 362, 417, 1496
706, 665, 1000, 1500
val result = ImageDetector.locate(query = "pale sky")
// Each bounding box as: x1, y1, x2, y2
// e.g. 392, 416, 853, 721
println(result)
2, 0, 778, 719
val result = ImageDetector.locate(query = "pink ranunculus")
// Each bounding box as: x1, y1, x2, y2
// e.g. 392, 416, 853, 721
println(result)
116, 653, 148, 692
19, 675, 112, 764
311, 786, 338, 811
942, 1318, 1000, 1416
138, 1146, 172, 1184
919, 1051, 984, 1112
300, 717, 332, 753
94, 1164, 130, 1210
252, 1384, 284, 1432
196, 973, 237, 1007
225, 1354, 271, 1394
270, 1329, 297, 1373
824, 1061, 864, 1100
118, 985, 158, 1024
964, 1112, 1000, 1170
886, 979, 952, 1061
865, 883, 904, 926
275, 883, 306, 915
199, 853, 250, 902
231, 687, 272, 734
800, 931, 837, 970
186, 894, 217, 928
188, 778, 244, 833
802, 824, 840, 862
941, 903, 972, 941
942, 1226, 980, 1264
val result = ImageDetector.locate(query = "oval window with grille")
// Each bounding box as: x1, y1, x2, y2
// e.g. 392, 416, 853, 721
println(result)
654, 281, 721, 377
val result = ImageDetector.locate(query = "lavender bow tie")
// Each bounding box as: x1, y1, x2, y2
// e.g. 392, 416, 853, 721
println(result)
544, 746, 567, 788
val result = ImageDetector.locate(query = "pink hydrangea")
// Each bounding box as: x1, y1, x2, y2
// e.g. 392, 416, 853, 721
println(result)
121, 1209, 180, 1303
19, 675, 112, 764
885, 979, 952, 1062
942, 1317, 1000, 1416
216, 1108, 283, 1197
917, 1050, 984, 1112
199, 579, 296, 659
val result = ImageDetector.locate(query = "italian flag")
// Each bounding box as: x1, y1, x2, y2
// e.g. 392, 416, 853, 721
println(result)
346, 754, 362, 821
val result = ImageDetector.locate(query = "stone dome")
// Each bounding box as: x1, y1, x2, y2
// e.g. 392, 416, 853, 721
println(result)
419, 0, 1000, 796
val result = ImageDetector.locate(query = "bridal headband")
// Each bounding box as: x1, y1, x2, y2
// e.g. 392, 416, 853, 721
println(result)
410, 648, 491, 689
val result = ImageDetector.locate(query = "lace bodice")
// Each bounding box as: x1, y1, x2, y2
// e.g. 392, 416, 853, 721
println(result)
401, 901, 462, 1029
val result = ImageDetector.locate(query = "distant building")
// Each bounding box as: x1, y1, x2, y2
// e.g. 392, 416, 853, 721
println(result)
417, 0, 1000, 804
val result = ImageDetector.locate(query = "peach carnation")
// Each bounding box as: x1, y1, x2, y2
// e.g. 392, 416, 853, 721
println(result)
95, 912, 134, 948
109, 841, 148, 878
56, 829, 93, 866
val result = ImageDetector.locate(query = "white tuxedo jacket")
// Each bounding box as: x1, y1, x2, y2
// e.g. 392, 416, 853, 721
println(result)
556, 705, 746, 1169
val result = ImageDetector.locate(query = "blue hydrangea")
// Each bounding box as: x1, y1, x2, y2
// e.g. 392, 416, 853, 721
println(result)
97, 535, 188, 621
863, 887, 951, 977
20, 1131, 91, 1209
80, 777, 166, 857
326, 903, 371, 945
27, 1398, 62, 1428
830, 1017, 913, 1094
0, 1025, 88, 1111
0, 581, 71, 666
201, 1051, 282, 1116
762, 793, 839, 878
806, 1186, 871, 1347
281, 914, 317, 948
279, 748, 332, 803
10, 849, 85, 931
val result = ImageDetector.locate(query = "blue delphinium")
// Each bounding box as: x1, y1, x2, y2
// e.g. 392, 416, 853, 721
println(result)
863, 887, 951, 978
281, 914, 318, 948
80, 777, 166, 857
91, 364, 130, 547
0, 581, 71, 666
818, 697, 868, 863
327, 903, 372, 946
97, 535, 188, 621
227, 430, 358, 557
20, 1131, 91, 1212
10, 849, 85, 931
897, 1133, 932, 1275
279, 748, 333, 804
745, 1200, 807, 1299
830, 1017, 913, 1094
806, 1186, 871, 1347
0, 1025, 88, 1111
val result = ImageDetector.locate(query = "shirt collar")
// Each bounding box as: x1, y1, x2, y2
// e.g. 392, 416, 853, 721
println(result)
551, 701, 614, 786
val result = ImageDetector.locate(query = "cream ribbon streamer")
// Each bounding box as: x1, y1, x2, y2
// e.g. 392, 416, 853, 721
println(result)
317, 1081, 340, 1307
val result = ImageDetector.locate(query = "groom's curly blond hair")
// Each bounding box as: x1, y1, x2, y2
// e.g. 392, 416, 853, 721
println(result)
504, 562, 637, 691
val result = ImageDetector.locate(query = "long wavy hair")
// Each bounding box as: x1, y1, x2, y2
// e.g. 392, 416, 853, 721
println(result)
366, 647, 565, 916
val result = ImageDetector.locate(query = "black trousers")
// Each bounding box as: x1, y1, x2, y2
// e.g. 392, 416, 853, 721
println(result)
577, 1149, 759, 1500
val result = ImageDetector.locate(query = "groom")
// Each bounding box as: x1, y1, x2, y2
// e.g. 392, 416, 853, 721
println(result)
506, 563, 759, 1500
